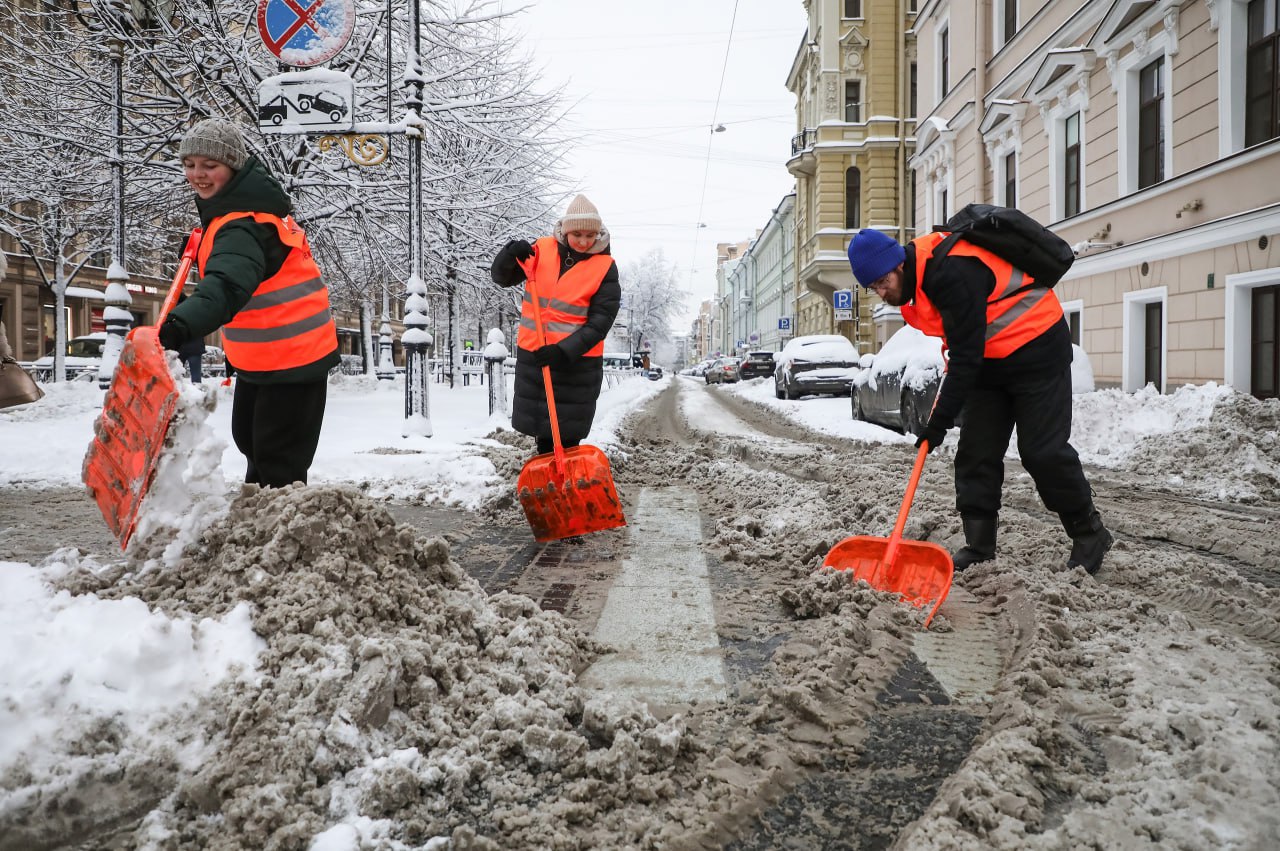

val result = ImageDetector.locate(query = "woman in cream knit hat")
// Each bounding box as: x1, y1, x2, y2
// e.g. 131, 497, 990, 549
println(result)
490, 195, 621, 454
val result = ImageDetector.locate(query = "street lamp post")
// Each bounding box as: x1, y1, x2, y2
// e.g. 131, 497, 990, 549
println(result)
97, 30, 133, 389
401, 0, 433, 436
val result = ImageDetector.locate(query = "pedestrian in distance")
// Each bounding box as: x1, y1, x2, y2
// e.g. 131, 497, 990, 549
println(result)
174, 292, 206, 384
490, 194, 621, 456
846, 224, 1113, 574
159, 117, 340, 487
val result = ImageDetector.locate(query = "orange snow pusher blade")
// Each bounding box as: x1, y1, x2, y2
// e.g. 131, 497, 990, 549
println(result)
823, 443, 954, 628
517, 445, 627, 543
82, 229, 201, 550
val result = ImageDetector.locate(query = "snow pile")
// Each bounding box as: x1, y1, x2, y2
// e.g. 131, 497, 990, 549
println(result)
22, 486, 701, 849
1067, 383, 1280, 501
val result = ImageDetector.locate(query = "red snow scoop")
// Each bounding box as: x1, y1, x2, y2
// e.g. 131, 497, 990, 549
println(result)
514, 257, 626, 542
822, 442, 954, 628
83, 228, 202, 550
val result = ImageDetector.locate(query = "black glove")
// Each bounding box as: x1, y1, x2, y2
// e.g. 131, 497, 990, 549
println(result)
506, 239, 534, 261
158, 318, 186, 352
914, 421, 948, 454
533, 344, 568, 368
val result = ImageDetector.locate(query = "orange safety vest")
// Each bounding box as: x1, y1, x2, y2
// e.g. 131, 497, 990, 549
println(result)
901, 231, 1064, 358
199, 212, 338, 372
517, 236, 612, 357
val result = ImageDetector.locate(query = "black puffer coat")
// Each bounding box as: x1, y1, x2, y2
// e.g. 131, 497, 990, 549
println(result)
491, 239, 621, 444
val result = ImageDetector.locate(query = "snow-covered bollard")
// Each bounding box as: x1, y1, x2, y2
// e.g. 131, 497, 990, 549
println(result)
401, 274, 433, 438
97, 264, 133, 389
376, 314, 395, 381
484, 328, 509, 418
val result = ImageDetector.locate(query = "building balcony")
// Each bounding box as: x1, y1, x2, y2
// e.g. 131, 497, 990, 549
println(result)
787, 129, 816, 176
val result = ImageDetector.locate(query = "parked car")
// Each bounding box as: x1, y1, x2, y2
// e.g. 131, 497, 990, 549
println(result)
704, 356, 741, 384
646, 366, 664, 381
852, 325, 1096, 433
851, 326, 945, 434
738, 350, 776, 380
30, 332, 108, 382
773, 334, 860, 399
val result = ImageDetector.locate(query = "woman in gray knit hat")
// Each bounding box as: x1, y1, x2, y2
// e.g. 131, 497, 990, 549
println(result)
160, 117, 339, 487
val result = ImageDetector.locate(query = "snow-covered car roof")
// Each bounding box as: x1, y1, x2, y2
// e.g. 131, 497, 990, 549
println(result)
856, 325, 944, 391
775, 334, 859, 366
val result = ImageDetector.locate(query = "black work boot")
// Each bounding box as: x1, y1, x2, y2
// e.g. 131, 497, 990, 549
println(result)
1062, 508, 1114, 575
953, 514, 997, 571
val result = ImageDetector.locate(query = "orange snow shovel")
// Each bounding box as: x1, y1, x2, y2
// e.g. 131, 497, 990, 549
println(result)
514, 257, 626, 542
83, 228, 202, 550
823, 441, 954, 628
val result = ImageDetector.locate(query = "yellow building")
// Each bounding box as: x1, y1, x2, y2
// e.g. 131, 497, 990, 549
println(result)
786, 0, 917, 351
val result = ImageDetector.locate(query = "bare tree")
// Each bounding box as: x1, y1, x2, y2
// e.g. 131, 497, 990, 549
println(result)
610, 248, 686, 362
1, 0, 568, 382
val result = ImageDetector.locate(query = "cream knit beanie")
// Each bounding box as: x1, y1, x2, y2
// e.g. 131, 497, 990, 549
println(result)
559, 194, 603, 232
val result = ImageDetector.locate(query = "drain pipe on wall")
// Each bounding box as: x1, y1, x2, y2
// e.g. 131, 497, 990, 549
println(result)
898, 0, 908, 245
974, 0, 989, 203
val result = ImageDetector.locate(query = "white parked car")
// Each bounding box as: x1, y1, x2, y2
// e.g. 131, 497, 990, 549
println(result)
773, 334, 861, 399
30, 332, 108, 382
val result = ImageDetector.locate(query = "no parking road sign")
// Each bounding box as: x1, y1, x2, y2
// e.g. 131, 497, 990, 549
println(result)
257, 0, 354, 67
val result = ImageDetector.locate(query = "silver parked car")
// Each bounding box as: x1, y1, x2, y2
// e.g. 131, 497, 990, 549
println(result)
704, 356, 741, 384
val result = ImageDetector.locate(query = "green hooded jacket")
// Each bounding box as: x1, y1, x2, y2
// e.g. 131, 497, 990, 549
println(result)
167, 155, 339, 384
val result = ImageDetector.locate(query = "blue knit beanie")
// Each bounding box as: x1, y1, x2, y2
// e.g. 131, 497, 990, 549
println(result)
847, 229, 905, 287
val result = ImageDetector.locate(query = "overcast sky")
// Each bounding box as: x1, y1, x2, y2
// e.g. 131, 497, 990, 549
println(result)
506, 0, 808, 331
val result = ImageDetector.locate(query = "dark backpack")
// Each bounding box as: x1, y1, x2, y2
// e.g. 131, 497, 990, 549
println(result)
931, 203, 1075, 288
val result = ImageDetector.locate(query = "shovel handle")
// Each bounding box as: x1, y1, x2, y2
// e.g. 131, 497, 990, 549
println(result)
516, 254, 566, 472
157, 228, 204, 326
883, 442, 930, 568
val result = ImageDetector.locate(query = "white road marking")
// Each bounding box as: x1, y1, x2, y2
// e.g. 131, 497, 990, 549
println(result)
579, 486, 728, 705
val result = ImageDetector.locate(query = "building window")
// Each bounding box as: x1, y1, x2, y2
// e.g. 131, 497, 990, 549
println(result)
1246, 0, 1280, 146
1004, 151, 1017, 206
1138, 56, 1166, 188
844, 80, 862, 122
843, 0, 861, 18
845, 167, 861, 229
910, 63, 918, 116
1000, 0, 1017, 47
939, 28, 950, 95
1063, 111, 1082, 217
939, 188, 949, 222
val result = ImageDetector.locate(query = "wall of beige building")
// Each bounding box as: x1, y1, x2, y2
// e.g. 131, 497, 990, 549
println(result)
911, 0, 1280, 394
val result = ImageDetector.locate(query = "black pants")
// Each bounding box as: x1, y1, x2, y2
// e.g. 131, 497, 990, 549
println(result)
230, 378, 327, 488
536, 436, 581, 455
953, 363, 1092, 519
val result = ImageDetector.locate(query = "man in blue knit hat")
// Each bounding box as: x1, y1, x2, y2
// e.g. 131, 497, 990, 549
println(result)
847, 226, 1112, 575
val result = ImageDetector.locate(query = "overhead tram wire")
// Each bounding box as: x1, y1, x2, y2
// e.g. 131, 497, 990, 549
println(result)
690, 0, 741, 283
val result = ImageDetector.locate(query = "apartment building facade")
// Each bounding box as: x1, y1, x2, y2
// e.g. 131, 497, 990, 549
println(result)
786, 0, 919, 351
912, 0, 1280, 396
719, 194, 798, 354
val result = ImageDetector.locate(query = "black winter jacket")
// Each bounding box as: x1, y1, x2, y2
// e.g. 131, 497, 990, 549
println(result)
905, 247, 1072, 429
491, 239, 621, 444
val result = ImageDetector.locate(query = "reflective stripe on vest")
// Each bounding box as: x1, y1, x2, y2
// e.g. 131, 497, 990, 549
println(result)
516, 236, 612, 357
198, 212, 338, 372
901, 231, 1063, 358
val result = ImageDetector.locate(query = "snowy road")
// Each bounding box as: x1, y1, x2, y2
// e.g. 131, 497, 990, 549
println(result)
2, 374, 1278, 849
